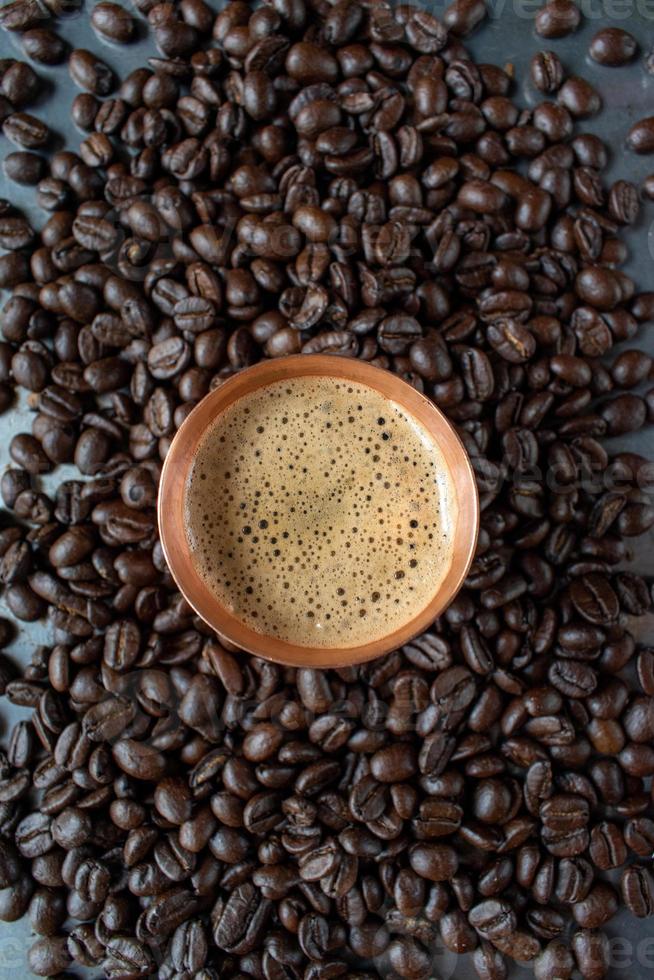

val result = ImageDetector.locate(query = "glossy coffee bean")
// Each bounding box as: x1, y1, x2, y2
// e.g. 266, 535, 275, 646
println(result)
535, 0, 580, 38
530, 51, 564, 93
90, 2, 135, 43
21, 29, 67, 66
557, 77, 601, 118
628, 117, 654, 154
68, 49, 115, 96
589, 27, 638, 66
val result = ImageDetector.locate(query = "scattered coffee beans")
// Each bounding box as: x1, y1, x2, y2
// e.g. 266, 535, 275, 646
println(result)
0, 0, 651, 978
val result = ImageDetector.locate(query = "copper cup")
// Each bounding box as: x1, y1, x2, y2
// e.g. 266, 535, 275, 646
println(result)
158, 354, 479, 669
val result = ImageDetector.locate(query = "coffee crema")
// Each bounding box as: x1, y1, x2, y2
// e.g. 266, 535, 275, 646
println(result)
184, 376, 457, 648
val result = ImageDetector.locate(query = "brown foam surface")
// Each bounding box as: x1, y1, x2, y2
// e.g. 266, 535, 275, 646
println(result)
184, 376, 456, 648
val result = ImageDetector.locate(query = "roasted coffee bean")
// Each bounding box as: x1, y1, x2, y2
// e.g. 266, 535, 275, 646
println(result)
15, 812, 54, 861
487, 319, 536, 363
535, 0, 580, 38
0, 873, 33, 921
71, 93, 99, 132
625, 817, 654, 857
570, 574, 619, 625
469, 899, 516, 940
28, 886, 66, 935
621, 865, 653, 918
600, 394, 647, 435
6, 583, 45, 621
444, 0, 487, 36
69, 49, 114, 96
154, 777, 192, 825
104, 935, 154, 975
213, 881, 271, 953
608, 181, 640, 225
557, 77, 601, 118
492, 930, 541, 962
90, 2, 135, 43
370, 743, 417, 783
572, 882, 618, 928
409, 843, 458, 881
589, 27, 638, 66
0, 216, 35, 251
83, 696, 135, 742
21, 29, 67, 66
112, 739, 167, 781
530, 51, 564, 94
534, 941, 574, 980
1, 61, 40, 107
27, 936, 71, 976
572, 929, 610, 980
3, 112, 50, 149
627, 117, 654, 154
103, 619, 140, 671
588, 822, 627, 870
3, 151, 45, 185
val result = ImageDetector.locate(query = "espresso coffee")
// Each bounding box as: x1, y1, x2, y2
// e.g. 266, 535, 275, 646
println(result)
184, 376, 457, 648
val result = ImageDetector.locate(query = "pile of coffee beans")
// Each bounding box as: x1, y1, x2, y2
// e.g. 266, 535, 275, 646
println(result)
0, 0, 653, 977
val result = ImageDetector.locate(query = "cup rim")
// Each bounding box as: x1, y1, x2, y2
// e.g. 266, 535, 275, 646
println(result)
158, 354, 479, 668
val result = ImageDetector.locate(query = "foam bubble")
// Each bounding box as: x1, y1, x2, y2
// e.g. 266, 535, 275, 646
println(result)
184, 376, 456, 648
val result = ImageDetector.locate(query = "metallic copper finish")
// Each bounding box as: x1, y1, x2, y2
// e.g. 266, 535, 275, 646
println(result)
158, 355, 479, 669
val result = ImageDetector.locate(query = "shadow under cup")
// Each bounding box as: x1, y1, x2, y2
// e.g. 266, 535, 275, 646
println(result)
157, 354, 480, 668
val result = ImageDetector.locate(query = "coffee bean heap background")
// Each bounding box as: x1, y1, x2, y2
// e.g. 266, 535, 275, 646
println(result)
0, 0, 654, 977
